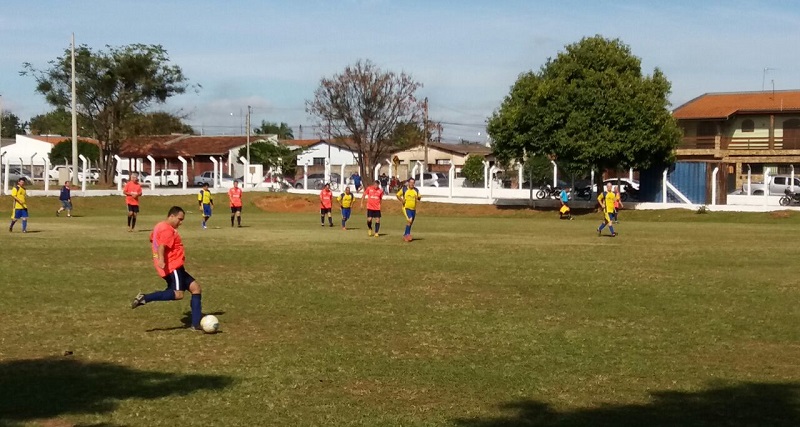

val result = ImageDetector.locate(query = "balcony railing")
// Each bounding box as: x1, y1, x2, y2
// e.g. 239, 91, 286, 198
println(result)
680, 136, 800, 150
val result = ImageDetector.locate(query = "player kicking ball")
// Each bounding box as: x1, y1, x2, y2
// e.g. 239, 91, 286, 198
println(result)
130, 206, 205, 331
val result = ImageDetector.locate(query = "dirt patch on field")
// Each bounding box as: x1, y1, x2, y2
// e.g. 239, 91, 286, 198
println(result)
251, 193, 565, 218
769, 210, 794, 219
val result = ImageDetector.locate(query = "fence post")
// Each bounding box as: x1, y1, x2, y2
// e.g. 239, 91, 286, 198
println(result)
303, 163, 309, 190
178, 156, 188, 190
114, 155, 123, 191
449, 163, 455, 198
210, 156, 219, 188
711, 166, 719, 206
147, 155, 156, 190
763, 169, 770, 206
662, 168, 668, 204
746, 164, 751, 196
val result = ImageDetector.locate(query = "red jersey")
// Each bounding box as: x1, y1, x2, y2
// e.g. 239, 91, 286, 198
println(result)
124, 181, 143, 206
150, 221, 185, 277
320, 189, 333, 209
228, 187, 243, 207
364, 186, 384, 211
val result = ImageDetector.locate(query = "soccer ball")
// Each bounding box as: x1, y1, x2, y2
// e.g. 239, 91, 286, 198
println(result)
200, 315, 219, 334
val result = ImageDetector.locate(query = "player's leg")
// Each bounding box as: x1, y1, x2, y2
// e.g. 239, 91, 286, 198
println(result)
321, 208, 325, 226
57, 201, 64, 216
608, 213, 616, 236
230, 207, 236, 227
367, 211, 373, 236
127, 207, 133, 230
236, 207, 242, 227
66, 201, 72, 217
187, 280, 203, 329
327, 210, 333, 227
598, 212, 608, 235
404, 209, 415, 239
373, 212, 381, 236
9, 210, 18, 231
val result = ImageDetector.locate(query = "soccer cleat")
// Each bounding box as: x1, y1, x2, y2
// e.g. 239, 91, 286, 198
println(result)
342, 227, 347, 231
368, 230, 373, 237
56, 210, 60, 217
329, 223, 334, 227
597, 229, 602, 237
130, 293, 146, 309
188, 325, 204, 332
374, 233, 379, 238
321, 223, 325, 227
611, 233, 617, 237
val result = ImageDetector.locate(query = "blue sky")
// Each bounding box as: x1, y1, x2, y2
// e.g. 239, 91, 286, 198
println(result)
2, 0, 799, 142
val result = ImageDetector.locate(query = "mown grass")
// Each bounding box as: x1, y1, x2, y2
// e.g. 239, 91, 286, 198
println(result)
0, 194, 799, 426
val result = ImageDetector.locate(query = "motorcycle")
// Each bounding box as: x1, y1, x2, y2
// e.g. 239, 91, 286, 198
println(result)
536, 184, 563, 200
779, 188, 800, 206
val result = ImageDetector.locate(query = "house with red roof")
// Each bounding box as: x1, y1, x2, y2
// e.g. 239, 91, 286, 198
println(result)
674, 90, 800, 187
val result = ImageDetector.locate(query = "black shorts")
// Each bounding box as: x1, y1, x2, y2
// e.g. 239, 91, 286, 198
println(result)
321, 208, 332, 214
163, 266, 196, 291
367, 209, 381, 218
230, 206, 242, 213
127, 204, 140, 213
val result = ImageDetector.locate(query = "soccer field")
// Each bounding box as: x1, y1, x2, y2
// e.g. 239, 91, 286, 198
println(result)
1, 194, 799, 426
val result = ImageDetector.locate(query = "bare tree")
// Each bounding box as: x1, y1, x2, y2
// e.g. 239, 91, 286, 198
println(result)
307, 59, 423, 177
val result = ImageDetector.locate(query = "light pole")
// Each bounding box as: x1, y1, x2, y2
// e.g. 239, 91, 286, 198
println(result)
246, 106, 251, 165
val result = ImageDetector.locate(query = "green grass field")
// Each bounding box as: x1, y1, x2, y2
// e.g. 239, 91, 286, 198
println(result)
1, 194, 799, 426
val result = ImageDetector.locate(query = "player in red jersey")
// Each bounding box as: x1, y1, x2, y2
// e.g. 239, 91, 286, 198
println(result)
360, 180, 384, 237
228, 180, 243, 227
319, 183, 334, 227
123, 173, 143, 232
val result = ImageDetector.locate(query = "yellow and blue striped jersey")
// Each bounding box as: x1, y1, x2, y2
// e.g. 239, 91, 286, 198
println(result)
337, 193, 355, 208
397, 186, 421, 210
11, 185, 27, 209
198, 189, 213, 205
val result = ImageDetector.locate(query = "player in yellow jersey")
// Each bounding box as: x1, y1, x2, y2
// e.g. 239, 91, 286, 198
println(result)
9, 178, 29, 233
396, 178, 421, 242
597, 182, 617, 237
198, 183, 213, 229
336, 186, 356, 230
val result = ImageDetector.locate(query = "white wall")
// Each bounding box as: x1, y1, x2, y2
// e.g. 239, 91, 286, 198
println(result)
0, 136, 55, 165
297, 143, 358, 165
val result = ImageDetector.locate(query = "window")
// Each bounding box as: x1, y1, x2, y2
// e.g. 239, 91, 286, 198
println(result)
741, 119, 755, 133
773, 177, 786, 186
313, 157, 325, 166
435, 159, 451, 165
697, 121, 717, 137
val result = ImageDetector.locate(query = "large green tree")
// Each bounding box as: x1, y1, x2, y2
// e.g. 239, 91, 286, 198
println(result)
22, 44, 193, 182
121, 111, 195, 137
48, 140, 100, 164
1, 111, 26, 137
487, 36, 680, 185
254, 121, 293, 139
29, 108, 88, 136
239, 141, 300, 178
307, 59, 424, 177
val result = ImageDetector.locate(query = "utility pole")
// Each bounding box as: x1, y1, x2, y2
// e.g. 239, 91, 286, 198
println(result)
423, 97, 429, 174
71, 33, 79, 185
246, 106, 251, 164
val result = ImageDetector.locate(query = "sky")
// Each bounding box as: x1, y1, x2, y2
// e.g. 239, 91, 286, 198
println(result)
2, 0, 800, 143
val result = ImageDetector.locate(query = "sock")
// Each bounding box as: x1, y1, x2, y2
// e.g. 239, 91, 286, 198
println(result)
321, 215, 324, 225
191, 294, 202, 328
328, 217, 333, 225
127, 216, 132, 227
22, 221, 27, 232
237, 216, 241, 226
131, 217, 137, 229
609, 225, 616, 235
367, 221, 372, 230
342, 218, 346, 227
405, 225, 411, 235
202, 219, 206, 227
231, 215, 235, 226
598, 223, 606, 231
9, 221, 14, 230
144, 289, 176, 303
374, 222, 380, 233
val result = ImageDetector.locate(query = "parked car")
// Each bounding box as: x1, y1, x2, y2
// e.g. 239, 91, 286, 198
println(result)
78, 167, 101, 182
194, 171, 233, 186
298, 173, 342, 190
7, 167, 33, 184
114, 170, 153, 185
151, 169, 182, 186
742, 174, 800, 196
420, 172, 448, 187
48, 165, 74, 181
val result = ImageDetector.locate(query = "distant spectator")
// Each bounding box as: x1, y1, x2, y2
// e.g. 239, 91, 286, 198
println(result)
351, 172, 362, 192
379, 173, 389, 193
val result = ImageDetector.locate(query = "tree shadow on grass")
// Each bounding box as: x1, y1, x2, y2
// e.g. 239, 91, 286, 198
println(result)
453, 382, 800, 427
0, 357, 233, 426
145, 311, 225, 333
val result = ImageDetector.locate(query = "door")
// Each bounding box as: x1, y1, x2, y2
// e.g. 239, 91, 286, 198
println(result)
784, 119, 800, 149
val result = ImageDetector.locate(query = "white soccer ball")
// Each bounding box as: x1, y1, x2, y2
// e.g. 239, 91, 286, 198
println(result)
200, 315, 219, 334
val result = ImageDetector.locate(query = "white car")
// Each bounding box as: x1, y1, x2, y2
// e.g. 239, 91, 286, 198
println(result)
114, 170, 153, 185
48, 165, 74, 181
591, 178, 640, 193
151, 169, 182, 186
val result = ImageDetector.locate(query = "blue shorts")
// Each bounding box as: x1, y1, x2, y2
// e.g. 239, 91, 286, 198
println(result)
202, 204, 212, 217
341, 207, 351, 220
405, 208, 416, 221
163, 266, 196, 291
13, 208, 28, 219
60, 200, 72, 210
